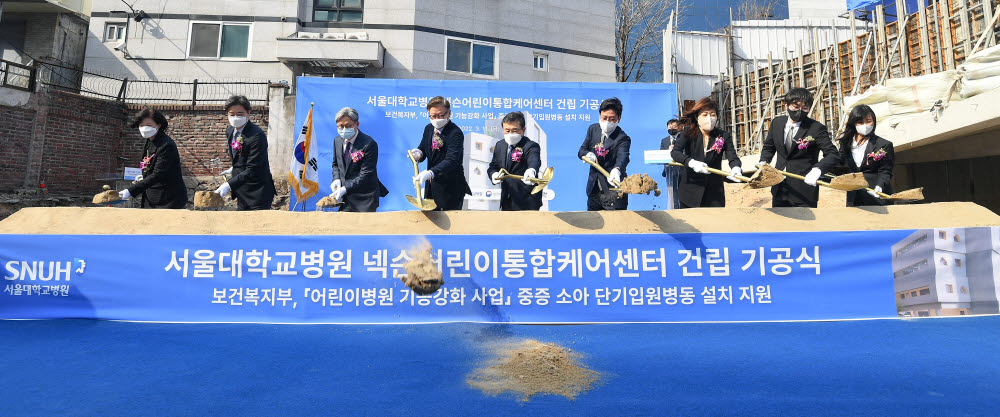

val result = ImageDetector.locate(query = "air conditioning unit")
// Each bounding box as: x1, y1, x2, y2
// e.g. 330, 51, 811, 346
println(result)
345, 31, 369, 40
297, 32, 320, 39
322, 32, 346, 40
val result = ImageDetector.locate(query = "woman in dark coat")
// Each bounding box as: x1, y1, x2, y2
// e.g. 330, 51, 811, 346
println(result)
836, 104, 894, 206
670, 97, 743, 208
119, 108, 188, 209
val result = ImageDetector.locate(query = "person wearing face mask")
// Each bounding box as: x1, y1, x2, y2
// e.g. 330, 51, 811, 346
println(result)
759, 87, 840, 208
215, 95, 275, 210
119, 108, 188, 208
659, 118, 682, 209
578, 97, 630, 211
834, 104, 894, 206
329, 107, 389, 212
670, 98, 742, 208
486, 111, 543, 211
408, 96, 472, 211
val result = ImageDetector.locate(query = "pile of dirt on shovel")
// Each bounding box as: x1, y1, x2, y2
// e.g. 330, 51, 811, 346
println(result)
401, 243, 443, 295
619, 174, 661, 196
467, 339, 602, 401
193, 191, 225, 209
92, 190, 121, 205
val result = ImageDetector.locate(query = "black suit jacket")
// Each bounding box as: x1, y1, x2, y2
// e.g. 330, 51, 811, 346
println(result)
836, 134, 894, 207
127, 133, 188, 209
486, 136, 543, 211
670, 128, 741, 208
226, 122, 276, 210
577, 123, 630, 209
759, 115, 840, 207
332, 131, 389, 212
415, 121, 472, 209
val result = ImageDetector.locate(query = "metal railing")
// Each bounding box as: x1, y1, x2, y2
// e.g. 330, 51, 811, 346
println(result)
0, 59, 36, 92
34, 60, 271, 105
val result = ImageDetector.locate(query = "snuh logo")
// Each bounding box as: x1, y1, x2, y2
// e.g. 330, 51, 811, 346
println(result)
3, 258, 85, 281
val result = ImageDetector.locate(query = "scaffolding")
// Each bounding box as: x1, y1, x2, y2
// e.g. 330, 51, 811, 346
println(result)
719, 0, 1000, 154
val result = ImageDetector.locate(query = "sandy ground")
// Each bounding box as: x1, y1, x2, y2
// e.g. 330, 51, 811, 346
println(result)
0, 202, 996, 235
725, 183, 847, 209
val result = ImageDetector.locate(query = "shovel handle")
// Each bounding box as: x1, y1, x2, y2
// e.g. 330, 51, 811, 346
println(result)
582, 157, 621, 187
761, 164, 846, 191
668, 161, 752, 182
407, 151, 426, 204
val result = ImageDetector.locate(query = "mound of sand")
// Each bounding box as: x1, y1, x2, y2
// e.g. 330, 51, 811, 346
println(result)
401, 244, 443, 295
1, 203, 996, 235
467, 339, 601, 401
92, 190, 120, 205
745, 165, 785, 189
193, 191, 225, 209
619, 174, 661, 196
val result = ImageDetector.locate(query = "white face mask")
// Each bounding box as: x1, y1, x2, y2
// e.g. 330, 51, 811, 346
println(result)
139, 126, 158, 139
228, 115, 248, 128
503, 133, 522, 146
338, 127, 356, 139
699, 116, 718, 131
599, 120, 618, 134
430, 118, 449, 129
855, 123, 874, 136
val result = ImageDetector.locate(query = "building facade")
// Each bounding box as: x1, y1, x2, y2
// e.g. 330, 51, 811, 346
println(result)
83, 0, 616, 83
892, 227, 1000, 317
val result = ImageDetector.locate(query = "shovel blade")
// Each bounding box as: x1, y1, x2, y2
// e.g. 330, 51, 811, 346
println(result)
827, 172, 869, 191
539, 166, 555, 182
888, 187, 924, 201
406, 195, 437, 211
745, 165, 785, 189
531, 183, 546, 195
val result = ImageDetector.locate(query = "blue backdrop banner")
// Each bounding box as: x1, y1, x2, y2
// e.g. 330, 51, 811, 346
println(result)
292, 78, 678, 212
1, 230, 914, 323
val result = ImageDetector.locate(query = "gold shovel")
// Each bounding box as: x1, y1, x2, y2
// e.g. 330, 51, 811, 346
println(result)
762, 165, 868, 191
496, 167, 555, 195
406, 151, 437, 211
665, 161, 786, 189
581, 157, 623, 192
823, 173, 925, 201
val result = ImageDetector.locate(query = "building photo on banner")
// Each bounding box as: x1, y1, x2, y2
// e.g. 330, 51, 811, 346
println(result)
291, 78, 677, 212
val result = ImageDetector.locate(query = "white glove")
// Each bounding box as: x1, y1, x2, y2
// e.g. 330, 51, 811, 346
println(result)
803, 168, 822, 187
727, 166, 743, 183
583, 152, 597, 162
119, 189, 131, 200
133, 174, 143, 182
607, 168, 621, 185
490, 171, 502, 185
219, 168, 233, 176
688, 159, 709, 174
757, 161, 769, 167
331, 179, 342, 190
414, 170, 434, 187
522, 168, 537, 185
409, 149, 423, 160
333, 186, 347, 201
868, 185, 882, 198
215, 182, 232, 197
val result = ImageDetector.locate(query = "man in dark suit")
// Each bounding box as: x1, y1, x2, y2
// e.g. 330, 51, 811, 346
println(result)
215, 95, 276, 210
330, 107, 389, 212
759, 88, 840, 208
409, 96, 472, 211
578, 97, 630, 211
486, 111, 543, 211
659, 118, 682, 209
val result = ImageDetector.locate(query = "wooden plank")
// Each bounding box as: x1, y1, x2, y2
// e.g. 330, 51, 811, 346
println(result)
985, 0, 995, 49
918, 0, 931, 75
898, 0, 912, 76
798, 40, 806, 88
876, 5, 887, 79
932, 0, 946, 71
959, 0, 972, 56
850, 13, 859, 77
941, 0, 956, 69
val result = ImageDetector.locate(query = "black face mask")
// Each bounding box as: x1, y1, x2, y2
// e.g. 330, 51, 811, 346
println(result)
787, 109, 804, 122
667, 129, 679, 136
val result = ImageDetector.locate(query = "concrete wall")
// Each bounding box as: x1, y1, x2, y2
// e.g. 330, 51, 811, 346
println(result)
893, 155, 1000, 216
84, 0, 615, 83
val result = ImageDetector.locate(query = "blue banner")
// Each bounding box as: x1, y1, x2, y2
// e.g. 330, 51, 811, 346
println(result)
292, 78, 677, 212
1, 230, 915, 323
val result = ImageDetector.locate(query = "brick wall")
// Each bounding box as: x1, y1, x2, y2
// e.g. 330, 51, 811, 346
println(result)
0, 105, 35, 189
0, 87, 270, 195
119, 105, 269, 177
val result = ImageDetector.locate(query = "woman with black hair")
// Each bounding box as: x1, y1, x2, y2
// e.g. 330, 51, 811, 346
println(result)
118, 108, 188, 209
837, 104, 894, 206
670, 97, 742, 208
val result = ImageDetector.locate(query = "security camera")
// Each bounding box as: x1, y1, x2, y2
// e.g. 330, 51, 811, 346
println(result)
113, 40, 126, 51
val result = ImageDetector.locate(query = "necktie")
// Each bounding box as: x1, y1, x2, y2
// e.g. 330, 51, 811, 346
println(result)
785, 125, 796, 152
506, 145, 513, 168
344, 140, 352, 165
